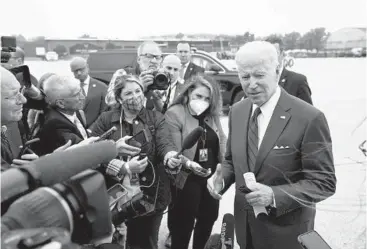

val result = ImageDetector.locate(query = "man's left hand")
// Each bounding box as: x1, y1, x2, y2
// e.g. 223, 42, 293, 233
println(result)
245, 182, 274, 207
11, 153, 39, 166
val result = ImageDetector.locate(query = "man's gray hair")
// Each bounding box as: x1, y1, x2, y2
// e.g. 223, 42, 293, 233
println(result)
235, 41, 279, 69
43, 75, 78, 105
137, 41, 161, 56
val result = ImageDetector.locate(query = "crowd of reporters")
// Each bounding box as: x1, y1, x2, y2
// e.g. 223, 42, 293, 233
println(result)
1, 38, 332, 249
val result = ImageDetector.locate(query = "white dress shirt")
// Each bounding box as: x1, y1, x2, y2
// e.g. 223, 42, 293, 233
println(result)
61, 112, 88, 139
81, 75, 90, 96
251, 86, 281, 148
167, 80, 184, 104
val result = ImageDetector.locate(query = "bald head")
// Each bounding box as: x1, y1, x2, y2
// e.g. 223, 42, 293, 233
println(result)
70, 57, 89, 82
163, 55, 181, 83
235, 41, 279, 70
163, 55, 181, 68
1, 67, 27, 124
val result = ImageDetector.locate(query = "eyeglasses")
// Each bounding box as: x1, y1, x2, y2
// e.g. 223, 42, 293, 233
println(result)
140, 53, 162, 61
166, 66, 179, 72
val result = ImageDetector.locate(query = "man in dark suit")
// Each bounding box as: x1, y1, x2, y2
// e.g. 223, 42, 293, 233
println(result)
265, 37, 313, 105
176, 42, 205, 82
207, 41, 336, 249
70, 57, 108, 127
34, 75, 97, 156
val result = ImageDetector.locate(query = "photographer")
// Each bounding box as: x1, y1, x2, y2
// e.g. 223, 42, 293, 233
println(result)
1, 67, 38, 171
90, 75, 181, 249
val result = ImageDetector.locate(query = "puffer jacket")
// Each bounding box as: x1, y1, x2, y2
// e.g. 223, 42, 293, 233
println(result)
90, 107, 177, 212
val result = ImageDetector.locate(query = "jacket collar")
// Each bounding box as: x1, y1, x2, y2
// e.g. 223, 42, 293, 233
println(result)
110, 107, 149, 124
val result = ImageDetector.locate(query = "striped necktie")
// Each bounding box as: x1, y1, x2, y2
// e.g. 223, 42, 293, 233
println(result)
1, 130, 14, 162
247, 107, 261, 172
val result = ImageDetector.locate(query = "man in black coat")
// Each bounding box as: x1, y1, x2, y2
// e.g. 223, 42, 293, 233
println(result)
265, 37, 313, 105
33, 75, 97, 156
176, 42, 205, 82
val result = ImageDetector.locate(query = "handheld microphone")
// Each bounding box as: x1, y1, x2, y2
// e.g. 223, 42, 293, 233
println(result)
220, 213, 235, 249
174, 126, 204, 158
204, 213, 235, 249
1, 140, 117, 210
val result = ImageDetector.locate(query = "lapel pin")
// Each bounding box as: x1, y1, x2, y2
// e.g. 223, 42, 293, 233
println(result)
281, 79, 286, 83
280, 116, 286, 119
93, 84, 96, 87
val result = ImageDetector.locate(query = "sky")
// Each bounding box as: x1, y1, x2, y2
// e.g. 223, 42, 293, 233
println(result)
1, 0, 366, 40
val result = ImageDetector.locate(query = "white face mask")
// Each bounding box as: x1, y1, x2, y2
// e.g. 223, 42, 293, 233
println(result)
189, 99, 209, 115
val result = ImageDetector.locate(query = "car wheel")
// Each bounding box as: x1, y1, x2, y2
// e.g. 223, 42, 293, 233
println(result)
232, 91, 244, 105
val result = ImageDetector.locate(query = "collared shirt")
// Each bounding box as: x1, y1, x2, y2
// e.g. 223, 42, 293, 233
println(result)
81, 75, 91, 96
251, 86, 281, 148
167, 80, 184, 104
60, 112, 88, 139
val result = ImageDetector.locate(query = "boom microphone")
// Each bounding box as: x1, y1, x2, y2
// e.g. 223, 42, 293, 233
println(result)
175, 126, 204, 158
1, 140, 117, 211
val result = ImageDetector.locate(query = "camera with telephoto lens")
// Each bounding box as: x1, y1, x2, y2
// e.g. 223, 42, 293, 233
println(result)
1, 36, 16, 64
148, 69, 171, 91
1, 170, 113, 245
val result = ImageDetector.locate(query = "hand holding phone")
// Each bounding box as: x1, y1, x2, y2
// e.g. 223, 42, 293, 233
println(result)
116, 136, 141, 157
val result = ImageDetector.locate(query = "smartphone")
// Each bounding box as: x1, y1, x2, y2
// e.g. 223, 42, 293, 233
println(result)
95, 126, 117, 142
10, 65, 32, 88
298, 230, 332, 249
107, 184, 127, 209
127, 129, 149, 147
17, 138, 40, 159
239, 184, 252, 194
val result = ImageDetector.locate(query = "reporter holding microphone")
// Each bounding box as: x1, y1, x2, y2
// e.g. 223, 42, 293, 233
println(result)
164, 74, 227, 249
90, 75, 181, 249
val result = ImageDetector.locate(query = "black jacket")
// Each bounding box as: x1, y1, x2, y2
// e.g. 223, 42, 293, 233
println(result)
279, 68, 313, 105
90, 107, 177, 212
32, 108, 88, 156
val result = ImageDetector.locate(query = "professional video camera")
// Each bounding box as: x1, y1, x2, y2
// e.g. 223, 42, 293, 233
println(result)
1, 141, 118, 246
148, 68, 171, 91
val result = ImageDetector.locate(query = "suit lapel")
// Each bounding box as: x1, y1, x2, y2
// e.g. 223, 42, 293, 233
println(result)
278, 68, 288, 88
174, 83, 185, 99
236, 101, 252, 173
84, 78, 95, 110
254, 90, 292, 175
53, 109, 83, 138
184, 63, 194, 80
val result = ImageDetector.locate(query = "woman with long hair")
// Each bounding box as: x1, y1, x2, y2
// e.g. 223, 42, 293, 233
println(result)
164, 74, 227, 249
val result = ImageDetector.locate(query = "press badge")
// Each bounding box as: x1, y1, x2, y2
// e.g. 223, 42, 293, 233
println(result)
199, 148, 208, 162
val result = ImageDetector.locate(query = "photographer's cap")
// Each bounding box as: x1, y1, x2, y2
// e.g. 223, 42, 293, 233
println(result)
70, 57, 88, 71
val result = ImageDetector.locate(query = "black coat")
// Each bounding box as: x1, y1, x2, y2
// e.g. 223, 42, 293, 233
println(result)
279, 68, 313, 105
33, 108, 88, 156
90, 107, 178, 212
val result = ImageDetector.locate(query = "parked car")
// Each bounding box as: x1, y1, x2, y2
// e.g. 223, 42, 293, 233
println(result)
45, 51, 59, 61
87, 49, 244, 111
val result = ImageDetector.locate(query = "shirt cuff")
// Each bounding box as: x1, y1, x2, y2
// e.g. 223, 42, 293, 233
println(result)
106, 159, 127, 178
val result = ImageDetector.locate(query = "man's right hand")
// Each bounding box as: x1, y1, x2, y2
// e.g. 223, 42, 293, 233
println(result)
115, 136, 141, 156
125, 156, 148, 174
207, 163, 224, 200
139, 70, 154, 92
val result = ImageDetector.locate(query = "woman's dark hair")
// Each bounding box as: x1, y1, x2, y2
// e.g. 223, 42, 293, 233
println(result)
169, 73, 223, 117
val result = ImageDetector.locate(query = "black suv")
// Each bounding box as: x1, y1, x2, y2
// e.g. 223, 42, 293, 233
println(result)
88, 49, 244, 111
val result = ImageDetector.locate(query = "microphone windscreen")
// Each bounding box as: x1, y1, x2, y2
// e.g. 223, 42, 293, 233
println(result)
182, 126, 204, 150
204, 234, 221, 249
25, 140, 117, 186
221, 213, 235, 249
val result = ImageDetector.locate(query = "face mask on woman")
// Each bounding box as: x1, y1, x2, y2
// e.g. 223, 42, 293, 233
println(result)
121, 94, 145, 114
189, 99, 210, 116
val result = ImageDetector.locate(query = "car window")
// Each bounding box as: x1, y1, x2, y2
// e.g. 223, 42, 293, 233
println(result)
192, 55, 225, 72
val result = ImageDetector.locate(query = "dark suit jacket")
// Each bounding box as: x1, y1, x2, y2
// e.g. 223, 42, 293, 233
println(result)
33, 108, 88, 156
279, 68, 313, 105
221, 89, 336, 249
183, 62, 205, 81
84, 77, 108, 127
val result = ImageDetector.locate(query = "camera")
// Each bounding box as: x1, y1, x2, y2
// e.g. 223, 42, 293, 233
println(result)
1, 36, 17, 64
110, 191, 156, 225
149, 69, 171, 91
2, 170, 113, 245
